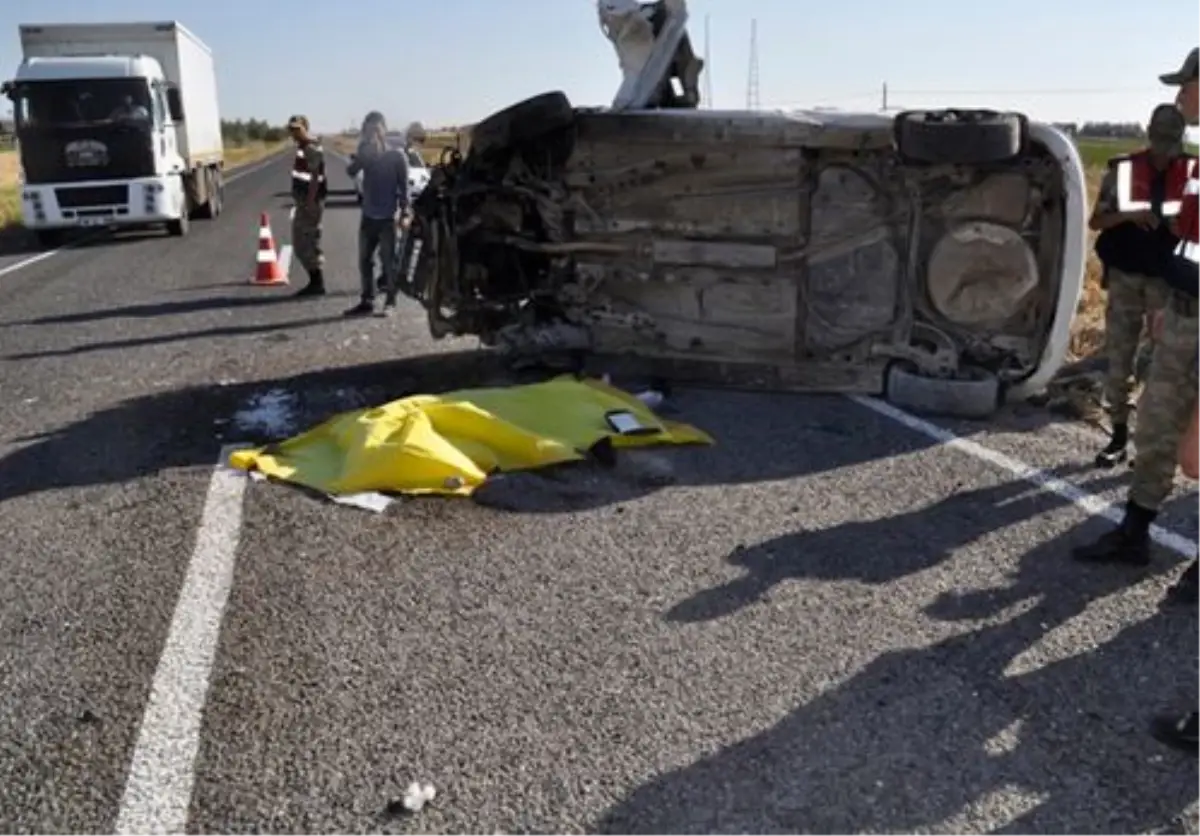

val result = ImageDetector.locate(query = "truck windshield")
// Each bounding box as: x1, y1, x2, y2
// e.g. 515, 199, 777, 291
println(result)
12, 78, 152, 130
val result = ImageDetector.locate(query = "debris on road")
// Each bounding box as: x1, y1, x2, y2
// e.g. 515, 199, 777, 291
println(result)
231, 388, 297, 438
228, 375, 711, 504
400, 781, 437, 814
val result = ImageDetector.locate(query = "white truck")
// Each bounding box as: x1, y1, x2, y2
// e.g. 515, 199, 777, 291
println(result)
3, 21, 225, 248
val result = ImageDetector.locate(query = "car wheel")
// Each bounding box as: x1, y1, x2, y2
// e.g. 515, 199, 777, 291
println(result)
34, 229, 64, 250
894, 110, 1027, 165
469, 91, 575, 159
885, 362, 1002, 420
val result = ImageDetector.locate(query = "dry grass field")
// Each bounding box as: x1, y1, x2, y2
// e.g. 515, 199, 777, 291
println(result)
0, 139, 287, 228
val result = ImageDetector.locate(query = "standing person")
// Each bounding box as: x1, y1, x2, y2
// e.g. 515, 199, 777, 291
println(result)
1074, 47, 1199, 572
288, 115, 329, 298
344, 111, 409, 317
1090, 103, 1192, 467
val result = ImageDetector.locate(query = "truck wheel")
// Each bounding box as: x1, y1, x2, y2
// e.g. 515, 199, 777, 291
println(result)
195, 168, 222, 219
885, 362, 1002, 420
34, 230, 64, 250
167, 208, 189, 237
894, 110, 1027, 165
469, 91, 575, 159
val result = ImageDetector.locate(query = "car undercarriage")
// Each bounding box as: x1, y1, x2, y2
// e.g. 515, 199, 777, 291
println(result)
397, 0, 1083, 419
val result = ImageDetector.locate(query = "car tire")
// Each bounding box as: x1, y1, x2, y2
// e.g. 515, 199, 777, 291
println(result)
468, 91, 575, 159
34, 229, 64, 250
195, 167, 220, 219
885, 362, 1002, 420
894, 110, 1027, 165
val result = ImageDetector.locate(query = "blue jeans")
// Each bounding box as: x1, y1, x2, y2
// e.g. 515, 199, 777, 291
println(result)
358, 216, 396, 303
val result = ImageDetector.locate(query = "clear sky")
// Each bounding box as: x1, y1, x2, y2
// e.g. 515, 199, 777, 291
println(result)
1, 0, 1196, 133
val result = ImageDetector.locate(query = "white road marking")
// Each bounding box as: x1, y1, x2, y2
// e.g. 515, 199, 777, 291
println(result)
277, 244, 293, 279
115, 445, 250, 835
0, 249, 62, 279
0, 150, 288, 280
852, 395, 1198, 558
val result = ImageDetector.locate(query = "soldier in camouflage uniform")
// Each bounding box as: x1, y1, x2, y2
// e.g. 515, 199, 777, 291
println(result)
287, 115, 329, 298
1142, 47, 1200, 758
1088, 103, 1190, 467
1074, 48, 1198, 578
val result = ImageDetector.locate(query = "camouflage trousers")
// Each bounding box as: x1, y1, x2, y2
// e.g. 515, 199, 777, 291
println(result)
1103, 267, 1169, 424
1130, 292, 1199, 511
292, 202, 325, 273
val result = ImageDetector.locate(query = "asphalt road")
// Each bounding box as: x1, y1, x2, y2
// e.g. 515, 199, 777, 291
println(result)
0, 151, 1195, 835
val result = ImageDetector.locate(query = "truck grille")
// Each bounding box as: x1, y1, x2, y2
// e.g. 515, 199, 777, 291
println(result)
55, 185, 129, 208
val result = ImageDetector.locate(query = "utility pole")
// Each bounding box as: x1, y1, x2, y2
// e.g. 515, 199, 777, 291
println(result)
746, 18, 760, 111
881, 82, 888, 112
703, 14, 713, 109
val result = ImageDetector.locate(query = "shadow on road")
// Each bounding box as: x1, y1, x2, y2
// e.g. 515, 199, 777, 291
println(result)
597, 507, 1198, 834
3, 316, 345, 360
0, 350, 945, 512
11, 294, 298, 327
662, 464, 1139, 625
0, 351, 516, 505
0, 226, 161, 257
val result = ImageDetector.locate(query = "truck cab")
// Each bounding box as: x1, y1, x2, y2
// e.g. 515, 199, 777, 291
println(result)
5, 21, 226, 248
7, 55, 188, 246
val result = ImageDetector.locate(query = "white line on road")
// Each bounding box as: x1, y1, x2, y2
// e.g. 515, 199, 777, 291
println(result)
0, 150, 288, 281
851, 395, 1198, 558
115, 445, 250, 835
0, 248, 62, 279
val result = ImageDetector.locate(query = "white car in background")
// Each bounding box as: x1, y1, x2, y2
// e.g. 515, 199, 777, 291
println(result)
397, 0, 1088, 420
353, 147, 430, 205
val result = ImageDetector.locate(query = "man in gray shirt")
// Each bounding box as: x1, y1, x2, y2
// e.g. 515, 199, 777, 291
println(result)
345, 112, 410, 316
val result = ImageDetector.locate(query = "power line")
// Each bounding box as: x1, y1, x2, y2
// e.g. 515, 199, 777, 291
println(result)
703, 14, 713, 109
746, 19, 760, 111
759, 85, 1153, 112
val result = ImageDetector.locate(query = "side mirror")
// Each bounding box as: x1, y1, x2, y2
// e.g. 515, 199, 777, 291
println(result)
165, 86, 184, 122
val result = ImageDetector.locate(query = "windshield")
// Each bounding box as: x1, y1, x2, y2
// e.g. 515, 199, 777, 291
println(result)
12, 78, 153, 130
406, 149, 426, 169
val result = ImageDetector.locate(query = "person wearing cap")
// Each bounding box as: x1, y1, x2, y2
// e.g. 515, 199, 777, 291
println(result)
1074, 48, 1199, 582
1089, 102, 1193, 468
287, 115, 329, 298
1156, 45, 1200, 118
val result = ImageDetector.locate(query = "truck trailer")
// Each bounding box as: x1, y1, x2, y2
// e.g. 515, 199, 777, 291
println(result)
4, 21, 225, 247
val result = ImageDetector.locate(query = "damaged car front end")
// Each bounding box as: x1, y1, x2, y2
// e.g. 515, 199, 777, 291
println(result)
398, 0, 1087, 419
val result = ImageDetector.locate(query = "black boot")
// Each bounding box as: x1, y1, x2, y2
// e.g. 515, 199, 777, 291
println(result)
1151, 711, 1199, 752
295, 268, 326, 298
1163, 559, 1199, 608
1095, 422, 1129, 468
343, 297, 374, 317
1072, 500, 1154, 566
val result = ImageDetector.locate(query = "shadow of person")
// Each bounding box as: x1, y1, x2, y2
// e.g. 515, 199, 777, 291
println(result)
597, 519, 1196, 834
665, 465, 1129, 625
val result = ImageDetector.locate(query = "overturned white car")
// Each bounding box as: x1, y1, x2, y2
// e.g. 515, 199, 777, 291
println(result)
399, 0, 1087, 418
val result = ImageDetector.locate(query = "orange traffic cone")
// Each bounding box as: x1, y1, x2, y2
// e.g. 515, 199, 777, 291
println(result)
252, 212, 287, 286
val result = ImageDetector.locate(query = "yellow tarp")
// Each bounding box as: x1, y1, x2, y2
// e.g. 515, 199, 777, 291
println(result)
228, 375, 713, 497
